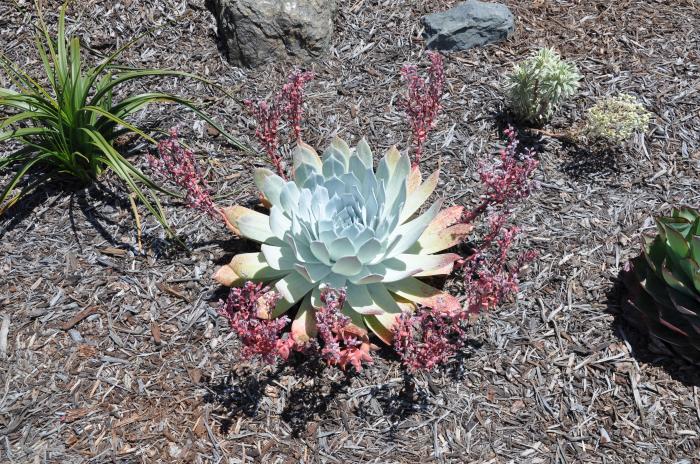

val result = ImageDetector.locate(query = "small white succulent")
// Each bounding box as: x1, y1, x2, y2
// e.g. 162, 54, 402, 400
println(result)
585, 93, 651, 145
507, 47, 580, 125
215, 137, 471, 343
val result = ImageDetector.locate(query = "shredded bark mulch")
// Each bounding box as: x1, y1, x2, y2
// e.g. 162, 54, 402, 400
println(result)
1, 0, 699, 462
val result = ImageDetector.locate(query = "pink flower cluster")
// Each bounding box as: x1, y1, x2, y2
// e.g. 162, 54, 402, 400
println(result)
314, 287, 373, 372
281, 70, 315, 142
392, 307, 469, 372
401, 52, 446, 166
220, 284, 373, 371
149, 129, 219, 219
245, 70, 315, 179
219, 282, 289, 364
461, 215, 537, 314
463, 127, 539, 223
392, 217, 536, 371
391, 127, 539, 371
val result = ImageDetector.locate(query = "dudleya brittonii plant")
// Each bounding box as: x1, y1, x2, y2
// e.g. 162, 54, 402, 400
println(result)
215, 137, 470, 344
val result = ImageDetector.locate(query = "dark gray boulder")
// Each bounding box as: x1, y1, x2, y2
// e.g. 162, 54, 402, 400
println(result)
422, 1, 514, 51
207, 0, 337, 67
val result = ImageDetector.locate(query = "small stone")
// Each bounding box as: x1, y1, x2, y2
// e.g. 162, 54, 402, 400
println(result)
68, 329, 83, 343
206, 0, 338, 67
422, 1, 514, 51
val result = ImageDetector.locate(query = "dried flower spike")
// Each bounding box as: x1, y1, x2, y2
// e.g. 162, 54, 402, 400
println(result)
281, 70, 315, 142
245, 97, 286, 179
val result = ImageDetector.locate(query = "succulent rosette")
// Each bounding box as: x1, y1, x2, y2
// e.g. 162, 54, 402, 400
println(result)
622, 207, 700, 362
215, 137, 471, 344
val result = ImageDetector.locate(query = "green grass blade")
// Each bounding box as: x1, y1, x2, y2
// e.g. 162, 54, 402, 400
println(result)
56, 3, 68, 87
109, 92, 249, 152
0, 150, 55, 204
0, 54, 55, 102
90, 69, 213, 105
34, 34, 57, 93
0, 127, 51, 142
0, 111, 49, 128
80, 105, 156, 144
83, 129, 177, 236
0, 146, 35, 170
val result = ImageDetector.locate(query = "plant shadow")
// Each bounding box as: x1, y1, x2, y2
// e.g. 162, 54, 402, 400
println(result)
355, 370, 430, 438
492, 110, 547, 154
605, 271, 700, 387
559, 140, 621, 180
203, 355, 356, 437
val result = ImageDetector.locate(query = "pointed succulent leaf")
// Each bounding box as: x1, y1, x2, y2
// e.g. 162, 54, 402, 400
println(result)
386, 277, 461, 313
292, 294, 317, 342
622, 207, 700, 363
400, 168, 439, 223
214, 252, 287, 287
218, 138, 463, 346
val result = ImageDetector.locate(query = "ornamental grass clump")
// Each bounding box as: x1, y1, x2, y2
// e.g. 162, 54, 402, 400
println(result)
585, 94, 651, 145
507, 47, 580, 126
0, 3, 241, 229
621, 207, 700, 363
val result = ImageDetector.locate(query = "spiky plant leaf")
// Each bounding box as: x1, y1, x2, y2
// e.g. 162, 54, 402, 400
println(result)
506, 47, 580, 126
0, 2, 246, 235
622, 207, 700, 363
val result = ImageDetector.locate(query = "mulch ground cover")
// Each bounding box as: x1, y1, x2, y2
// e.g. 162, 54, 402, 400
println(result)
1, 0, 699, 462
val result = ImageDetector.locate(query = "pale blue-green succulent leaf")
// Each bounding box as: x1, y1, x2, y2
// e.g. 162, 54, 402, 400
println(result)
218, 138, 462, 338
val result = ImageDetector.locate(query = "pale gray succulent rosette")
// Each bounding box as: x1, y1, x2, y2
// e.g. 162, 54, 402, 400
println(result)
215, 138, 471, 343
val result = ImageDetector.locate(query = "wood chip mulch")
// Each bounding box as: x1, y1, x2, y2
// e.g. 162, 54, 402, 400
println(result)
1, 0, 699, 462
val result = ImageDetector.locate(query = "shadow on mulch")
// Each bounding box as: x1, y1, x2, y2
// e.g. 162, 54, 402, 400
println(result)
605, 274, 700, 388
0, 169, 177, 252
355, 370, 430, 438
203, 356, 356, 437
493, 110, 547, 152
1, 174, 81, 238
203, 341, 484, 438
560, 141, 621, 180
493, 109, 626, 180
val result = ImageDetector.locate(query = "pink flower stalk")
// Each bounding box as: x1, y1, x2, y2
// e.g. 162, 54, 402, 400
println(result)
461, 215, 537, 314
392, 307, 469, 372
245, 70, 314, 179
392, 211, 537, 372
219, 282, 289, 364
463, 127, 539, 224
244, 97, 287, 179
281, 70, 314, 142
315, 287, 373, 372
149, 129, 219, 219
401, 51, 446, 166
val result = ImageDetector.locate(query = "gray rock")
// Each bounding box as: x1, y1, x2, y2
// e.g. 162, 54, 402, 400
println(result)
422, 1, 514, 51
207, 0, 337, 67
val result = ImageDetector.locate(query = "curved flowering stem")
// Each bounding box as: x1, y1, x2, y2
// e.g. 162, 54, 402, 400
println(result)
245, 69, 315, 179
463, 127, 539, 224
148, 128, 221, 220
401, 52, 445, 167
